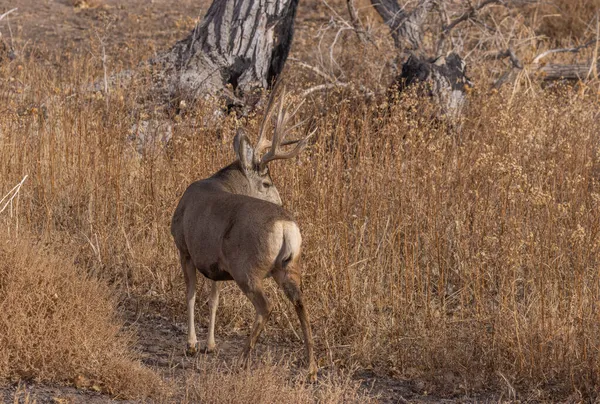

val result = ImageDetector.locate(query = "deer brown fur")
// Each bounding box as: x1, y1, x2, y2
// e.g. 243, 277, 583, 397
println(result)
170, 88, 317, 381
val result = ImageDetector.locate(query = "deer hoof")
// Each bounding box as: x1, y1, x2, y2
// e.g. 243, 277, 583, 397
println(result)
239, 350, 252, 368
201, 345, 216, 354
307, 364, 318, 383
185, 342, 199, 356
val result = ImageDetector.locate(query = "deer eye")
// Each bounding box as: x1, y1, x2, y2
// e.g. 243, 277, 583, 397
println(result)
262, 182, 271, 188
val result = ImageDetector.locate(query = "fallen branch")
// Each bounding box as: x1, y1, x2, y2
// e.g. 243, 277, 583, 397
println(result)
531, 15, 600, 80
490, 49, 599, 83
537, 62, 600, 81
532, 40, 599, 64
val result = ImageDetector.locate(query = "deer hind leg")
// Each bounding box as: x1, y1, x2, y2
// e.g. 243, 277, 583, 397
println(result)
180, 252, 198, 355
273, 268, 317, 382
204, 280, 220, 353
239, 281, 272, 359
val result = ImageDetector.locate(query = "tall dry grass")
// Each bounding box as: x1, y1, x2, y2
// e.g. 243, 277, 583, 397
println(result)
2, 46, 600, 400
534, 0, 600, 41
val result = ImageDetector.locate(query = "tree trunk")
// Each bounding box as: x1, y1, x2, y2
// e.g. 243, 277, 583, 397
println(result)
393, 53, 471, 120
151, 0, 298, 105
369, 0, 432, 51
370, 0, 470, 120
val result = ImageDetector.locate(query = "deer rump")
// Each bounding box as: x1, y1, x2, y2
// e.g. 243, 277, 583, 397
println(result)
172, 180, 299, 282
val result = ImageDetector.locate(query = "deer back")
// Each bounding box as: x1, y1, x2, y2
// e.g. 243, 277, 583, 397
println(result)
171, 174, 298, 281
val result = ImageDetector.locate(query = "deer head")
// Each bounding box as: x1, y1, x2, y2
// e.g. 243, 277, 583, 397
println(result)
231, 87, 314, 206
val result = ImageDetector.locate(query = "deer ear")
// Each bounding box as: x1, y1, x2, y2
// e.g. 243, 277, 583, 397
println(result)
233, 129, 254, 171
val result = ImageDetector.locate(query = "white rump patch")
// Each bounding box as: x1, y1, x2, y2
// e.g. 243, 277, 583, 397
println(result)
268, 221, 302, 266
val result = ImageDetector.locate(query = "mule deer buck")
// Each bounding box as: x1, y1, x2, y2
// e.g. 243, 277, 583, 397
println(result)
170, 88, 317, 381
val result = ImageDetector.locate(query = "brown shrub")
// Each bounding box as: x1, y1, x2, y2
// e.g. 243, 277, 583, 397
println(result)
292, 90, 600, 398
0, 231, 162, 399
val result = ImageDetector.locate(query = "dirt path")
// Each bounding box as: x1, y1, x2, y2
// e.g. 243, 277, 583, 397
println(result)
1, 294, 486, 403
0, 302, 417, 403
124, 299, 424, 403
121, 298, 438, 404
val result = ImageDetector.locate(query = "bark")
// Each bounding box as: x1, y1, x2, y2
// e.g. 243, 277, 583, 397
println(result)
369, 0, 433, 50
537, 63, 599, 81
346, 0, 369, 43
394, 53, 472, 119
151, 0, 299, 104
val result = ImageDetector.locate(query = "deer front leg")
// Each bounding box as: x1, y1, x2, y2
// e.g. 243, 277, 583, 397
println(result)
180, 253, 198, 355
204, 280, 220, 353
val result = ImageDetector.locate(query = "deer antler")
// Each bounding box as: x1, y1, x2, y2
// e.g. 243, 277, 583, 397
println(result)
254, 80, 283, 157
259, 87, 314, 167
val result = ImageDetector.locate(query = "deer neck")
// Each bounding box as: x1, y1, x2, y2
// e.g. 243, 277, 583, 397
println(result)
211, 161, 252, 196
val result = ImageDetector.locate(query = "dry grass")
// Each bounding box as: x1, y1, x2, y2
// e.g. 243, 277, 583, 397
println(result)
1, 0, 600, 401
3, 56, 600, 399
534, 0, 600, 41
0, 230, 162, 399
181, 359, 373, 403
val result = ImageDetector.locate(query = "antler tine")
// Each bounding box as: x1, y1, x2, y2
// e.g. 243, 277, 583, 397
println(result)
260, 120, 316, 167
271, 94, 305, 150
255, 80, 283, 156
281, 117, 309, 140
256, 83, 313, 167
261, 137, 309, 166
260, 87, 287, 164
259, 85, 305, 154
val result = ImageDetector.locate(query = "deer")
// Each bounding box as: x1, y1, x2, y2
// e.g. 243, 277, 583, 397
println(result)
170, 88, 317, 381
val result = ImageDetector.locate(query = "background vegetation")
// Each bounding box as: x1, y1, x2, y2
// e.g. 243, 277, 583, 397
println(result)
1, 0, 599, 401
